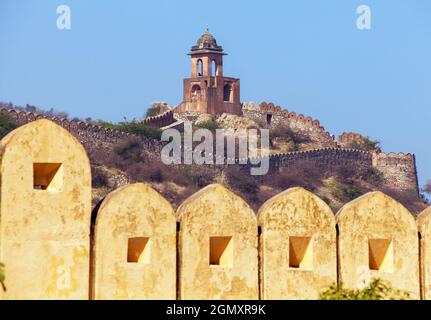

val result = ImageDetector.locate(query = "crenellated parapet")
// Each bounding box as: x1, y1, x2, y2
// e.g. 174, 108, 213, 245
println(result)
339, 132, 363, 143
242, 102, 336, 148
242, 101, 322, 128
142, 110, 175, 128
258, 101, 322, 129
239, 147, 373, 178
2, 107, 130, 139
0, 107, 164, 158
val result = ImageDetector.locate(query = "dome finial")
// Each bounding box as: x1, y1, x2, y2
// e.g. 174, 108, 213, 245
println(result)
189, 28, 224, 54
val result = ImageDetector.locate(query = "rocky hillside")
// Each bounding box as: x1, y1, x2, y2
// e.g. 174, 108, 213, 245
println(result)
89, 112, 427, 215
0, 102, 427, 215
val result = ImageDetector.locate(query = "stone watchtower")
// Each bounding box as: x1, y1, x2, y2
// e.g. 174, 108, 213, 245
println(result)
175, 30, 242, 116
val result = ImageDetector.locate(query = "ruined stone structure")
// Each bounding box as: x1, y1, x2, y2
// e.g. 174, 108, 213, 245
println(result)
339, 132, 363, 143
175, 30, 242, 116
0, 119, 430, 300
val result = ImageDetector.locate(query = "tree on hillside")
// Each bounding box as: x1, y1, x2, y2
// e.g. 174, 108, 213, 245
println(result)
344, 137, 380, 152
145, 102, 171, 118
0, 111, 18, 139
269, 124, 311, 150
98, 119, 162, 140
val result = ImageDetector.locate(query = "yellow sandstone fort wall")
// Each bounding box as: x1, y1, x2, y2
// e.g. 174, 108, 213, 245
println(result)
177, 184, 259, 300
258, 188, 337, 299
92, 183, 176, 300
336, 192, 420, 298
0, 119, 91, 299
418, 207, 431, 300
0, 119, 430, 300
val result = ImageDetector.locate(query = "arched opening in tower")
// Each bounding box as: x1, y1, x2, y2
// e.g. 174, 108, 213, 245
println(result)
223, 84, 232, 102
197, 59, 203, 76
191, 85, 201, 101
211, 60, 217, 77
266, 113, 273, 125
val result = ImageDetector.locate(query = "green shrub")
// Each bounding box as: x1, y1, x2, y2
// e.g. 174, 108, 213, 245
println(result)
319, 278, 410, 300
0, 262, 5, 291
179, 166, 215, 188
145, 103, 162, 118
96, 120, 117, 130
269, 125, 310, 148
91, 166, 110, 188
267, 161, 324, 192
362, 137, 380, 151
345, 137, 380, 152
365, 167, 384, 185
270, 125, 294, 140
194, 120, 220, 131
98, 120, 162, 140
0, 111, 18, 139
117, 121, 162, 139
113, 138, 142, 162
125, 161, 168, 183
327, 179, 363, 201
226, 167, 259, 195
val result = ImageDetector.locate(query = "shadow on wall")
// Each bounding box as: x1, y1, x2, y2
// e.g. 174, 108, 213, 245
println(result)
0, 119, 430, 300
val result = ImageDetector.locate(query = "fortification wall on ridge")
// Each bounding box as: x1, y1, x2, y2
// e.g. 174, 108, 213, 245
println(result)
242, 102, 337, 148
143, 110, 175, 128
0, 107, 164, 157
0, 107, 420, 197
236, 148, 374, 178
270, 148, 372, 172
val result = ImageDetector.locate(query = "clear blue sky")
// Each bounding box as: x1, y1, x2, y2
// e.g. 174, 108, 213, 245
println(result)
0, 0, 430, 188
